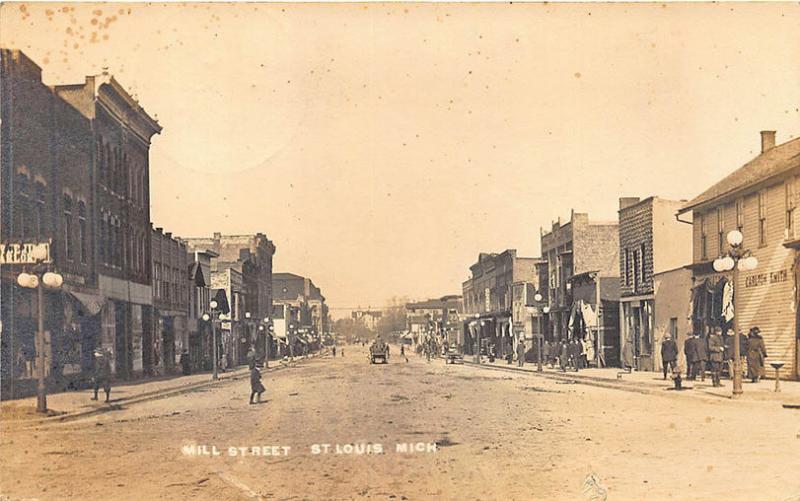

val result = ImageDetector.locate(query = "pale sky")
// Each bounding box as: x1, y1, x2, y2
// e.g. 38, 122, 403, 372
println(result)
3, 2, 800, 317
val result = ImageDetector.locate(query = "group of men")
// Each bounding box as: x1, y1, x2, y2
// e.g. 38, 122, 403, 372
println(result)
665, 326, 769, 386
542, 338, 590, 372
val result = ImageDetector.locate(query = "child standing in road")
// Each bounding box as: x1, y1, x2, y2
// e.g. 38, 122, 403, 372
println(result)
249, 366, 265, 404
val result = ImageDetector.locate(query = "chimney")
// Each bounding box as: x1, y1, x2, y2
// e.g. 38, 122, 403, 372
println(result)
761, 130, 776, 153
619, 197, 641, 211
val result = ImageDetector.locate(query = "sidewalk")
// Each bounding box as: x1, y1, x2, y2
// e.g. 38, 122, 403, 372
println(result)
1, 352, 327, 426
464, 357, 800, 407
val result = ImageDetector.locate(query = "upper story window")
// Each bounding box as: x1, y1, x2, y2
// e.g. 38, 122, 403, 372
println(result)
758, 190, 767, 247
700, 214, 708, 260
624, 248, 632, 287
34, 181, 46, 239
640, 242, 647, 286
716, 207, 725, 256
786, 177, 797, 240
78, 201, 87, 264
736, 198, 744, 233
63, 194, 73, 261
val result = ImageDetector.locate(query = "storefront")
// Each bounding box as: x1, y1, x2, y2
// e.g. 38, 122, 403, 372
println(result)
620, 297, 654, 371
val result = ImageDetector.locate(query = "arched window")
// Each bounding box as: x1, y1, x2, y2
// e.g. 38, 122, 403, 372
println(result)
35, 181, 46, 239
78, 201, 87, 263
63, 194, 73, 260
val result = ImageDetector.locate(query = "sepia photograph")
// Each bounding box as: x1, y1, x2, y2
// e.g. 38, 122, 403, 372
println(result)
1, 1, 800, 500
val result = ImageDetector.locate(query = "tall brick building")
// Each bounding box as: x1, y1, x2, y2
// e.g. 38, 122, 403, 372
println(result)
678, 130, 800, 380
618, 197, 692, 371
151, 225, 189, 374
55, 71, 162, 379
541, 211, 620, 366
1, 49, 100, 396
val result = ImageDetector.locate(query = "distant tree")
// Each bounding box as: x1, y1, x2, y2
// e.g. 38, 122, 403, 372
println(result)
332, 317, 371, 344
376, 296, 410, 343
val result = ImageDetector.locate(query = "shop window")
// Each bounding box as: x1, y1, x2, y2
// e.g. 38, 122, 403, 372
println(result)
669, 317, 678, 340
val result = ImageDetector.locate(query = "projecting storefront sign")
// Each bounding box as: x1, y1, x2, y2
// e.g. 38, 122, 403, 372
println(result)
0, 242, 51, 264
744, 269, 789, 288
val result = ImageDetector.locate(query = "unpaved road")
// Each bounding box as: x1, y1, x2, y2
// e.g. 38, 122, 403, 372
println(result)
1, 344, 799, 500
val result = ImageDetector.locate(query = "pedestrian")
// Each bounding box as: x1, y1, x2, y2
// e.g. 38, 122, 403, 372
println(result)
723, 331, 735, 379
621, 334, 635, 372
684, 333, 697, 379
341, 348, 345, 357
694, 333, 708, 382
180, 349, 191, 375
559, 339, 568, 372
91, 348, 112, 403
737, 330, 749, 379
708, 327, 725, 387
516, 340, 526, 368
400, 345, 405, 357
249, 366, 265, 404
332, 345, 336, 357
660, 334, 678, 380
247, 346, 257, 370
569, 338, 581, 372
746, 327, 767, 383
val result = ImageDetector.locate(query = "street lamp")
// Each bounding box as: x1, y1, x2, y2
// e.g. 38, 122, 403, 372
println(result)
712, 229, 758, 398
17, 266, 63, 413
201, 299, 222, 380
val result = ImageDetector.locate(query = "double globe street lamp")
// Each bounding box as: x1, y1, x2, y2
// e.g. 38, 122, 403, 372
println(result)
712, 229, 758, 398
201, 299, 223, 380
16, 244, 63, 413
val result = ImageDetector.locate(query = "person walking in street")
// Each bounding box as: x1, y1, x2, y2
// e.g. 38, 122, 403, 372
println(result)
332, 345, 336, 357
746, 327, 767, 383
684, 334, 697, 379
708, 327, 725, 387
249, 366, 265, 404
179, 349, 191, 376
516, 340, 526, 368
91, 348, 112, 403
247, 346, 257, 370
693, 333, 708, 382
660, 334, 678, 380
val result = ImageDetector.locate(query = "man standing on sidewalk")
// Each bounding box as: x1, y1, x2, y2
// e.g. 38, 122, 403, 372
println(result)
516, 340, 526, 368
684, 334, 697, 379
91, 348, 112, 403
708, 327, 725, 387
660, 334, 678, 380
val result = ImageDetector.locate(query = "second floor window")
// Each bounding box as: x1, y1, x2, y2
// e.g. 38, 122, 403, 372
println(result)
700, 215, 708, 260
736, 198, 744, 233
35, 181, 46, 239
717, 207, 725, 256
758, 190, 767, 246
640, 243, 647, 286
787, 178, 797, 240
63, 195, 73, 260
624, 249, 632, 287
78, 201, 87, 263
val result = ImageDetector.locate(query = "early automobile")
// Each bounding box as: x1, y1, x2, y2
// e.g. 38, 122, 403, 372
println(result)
369, 339, 389, 364
444, 347, 464, 364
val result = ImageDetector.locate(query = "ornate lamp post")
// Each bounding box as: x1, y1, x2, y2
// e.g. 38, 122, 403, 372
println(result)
713, 229, 758, 398
16, 244, 63, 413
201, 299, 222, 380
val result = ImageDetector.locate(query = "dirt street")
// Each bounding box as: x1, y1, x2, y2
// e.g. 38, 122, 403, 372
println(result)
1, 345, 799, 500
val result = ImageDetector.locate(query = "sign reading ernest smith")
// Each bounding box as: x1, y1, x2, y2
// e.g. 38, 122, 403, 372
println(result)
0, 242, 51, 265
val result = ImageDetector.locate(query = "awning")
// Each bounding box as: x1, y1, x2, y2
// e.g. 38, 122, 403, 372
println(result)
69, 291, 105, 316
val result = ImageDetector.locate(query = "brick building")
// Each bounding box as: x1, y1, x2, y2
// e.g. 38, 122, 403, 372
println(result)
461, 250, 544, 357
150, 225, 189, 374
185, 247, 217, 371
618, 197, 693, 371
55, 71, 162, 379
273, 272, 328, 354
541, 211, 620, 367
1, 49, 100, 396
183, 233, 276, 363
405, 295, 463, 348
678, 130, 800, 380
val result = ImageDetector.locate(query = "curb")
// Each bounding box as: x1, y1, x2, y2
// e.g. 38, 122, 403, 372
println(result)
460, 360, 759, 404
3, 353, 327, 429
